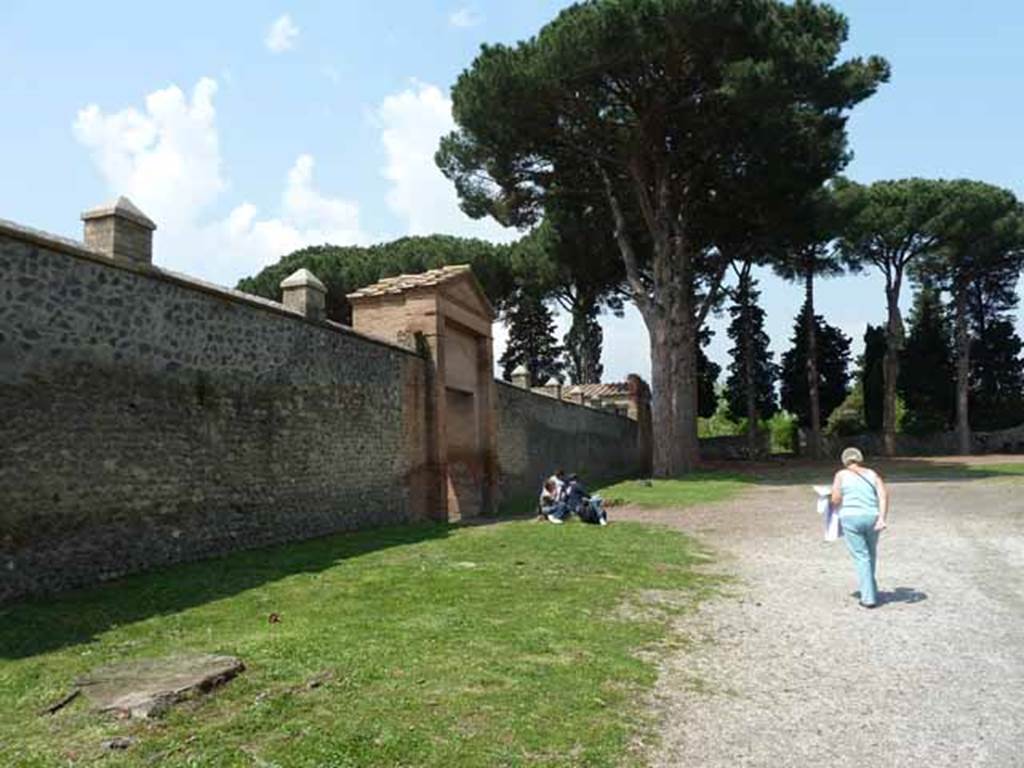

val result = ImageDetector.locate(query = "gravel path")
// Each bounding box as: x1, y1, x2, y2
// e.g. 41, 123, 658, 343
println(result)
620, 473, 1024, 767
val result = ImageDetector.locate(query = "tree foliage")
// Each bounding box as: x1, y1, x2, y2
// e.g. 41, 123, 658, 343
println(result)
898, 285, 955, 434
438, 0, 888, 474
914, 180, 1024, 447
969, 319, 1024, 430
724, 276, 778, 422
835, 177, 953, 452
236, 236, 517, 324
511, 218, 624, 384
498, 288, 565, 386
780, 301, 851, 428
697, 328, 721, 420
860, 324, 886, 432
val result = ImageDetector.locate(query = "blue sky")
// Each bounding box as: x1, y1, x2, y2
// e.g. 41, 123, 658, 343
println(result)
1, 1, 1022, 380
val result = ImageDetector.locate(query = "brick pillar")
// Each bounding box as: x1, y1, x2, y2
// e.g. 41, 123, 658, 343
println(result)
81, 196, 156, 265
280, 269, 327, 321
627, 374, 653, 475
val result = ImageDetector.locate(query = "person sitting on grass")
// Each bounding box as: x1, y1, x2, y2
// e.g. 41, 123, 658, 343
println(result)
539, 478, 568, 525
547, 468, 567, 502
563, 474, 608, 526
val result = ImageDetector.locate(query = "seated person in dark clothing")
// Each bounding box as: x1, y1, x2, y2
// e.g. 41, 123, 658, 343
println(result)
563, 474, 608, 526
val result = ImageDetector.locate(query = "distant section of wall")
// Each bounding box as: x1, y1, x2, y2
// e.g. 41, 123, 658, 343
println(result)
699, 434, 770, 461
814, 425, 1024, 459
495, 382, 641, 506
0, 226, 431, 602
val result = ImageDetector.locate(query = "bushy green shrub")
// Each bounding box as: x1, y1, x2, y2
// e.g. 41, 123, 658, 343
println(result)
768, 411, 798, 453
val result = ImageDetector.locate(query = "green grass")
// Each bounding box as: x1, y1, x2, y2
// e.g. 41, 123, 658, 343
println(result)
0, 520, 716, 767
971, 462, 1024, 476
597, 474, 752, 509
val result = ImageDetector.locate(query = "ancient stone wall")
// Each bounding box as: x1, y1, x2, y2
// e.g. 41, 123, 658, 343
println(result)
814, 425, 1024, 459
0, 223, 432, 602
495, 382, 642, 507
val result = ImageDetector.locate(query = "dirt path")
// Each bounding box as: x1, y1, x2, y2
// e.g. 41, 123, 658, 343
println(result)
619, 474, 1024, 767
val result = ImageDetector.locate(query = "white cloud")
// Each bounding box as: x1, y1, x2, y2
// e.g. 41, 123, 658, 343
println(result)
265, 14, 299, 53
377, 81, 515, 242
74, 78, 370, 285
449, 7, 482, 28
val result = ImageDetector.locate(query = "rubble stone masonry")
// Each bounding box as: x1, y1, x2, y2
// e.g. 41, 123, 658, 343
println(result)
0, 223, 431, 602
0, 214, 647, 603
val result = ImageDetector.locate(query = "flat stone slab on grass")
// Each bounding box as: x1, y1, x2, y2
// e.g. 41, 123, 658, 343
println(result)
76, 654, 244, 718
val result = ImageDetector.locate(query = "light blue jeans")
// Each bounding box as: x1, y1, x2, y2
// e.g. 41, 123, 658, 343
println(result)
841, 514, 880, 606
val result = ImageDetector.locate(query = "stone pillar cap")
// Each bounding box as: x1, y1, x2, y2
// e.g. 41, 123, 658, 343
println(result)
545, 376, 561, 386
80, 196, 156, 230
280, 268, 327, 293
512, 364, 529, 376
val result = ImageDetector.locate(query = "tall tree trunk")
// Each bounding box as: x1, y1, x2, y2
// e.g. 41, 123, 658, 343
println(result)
882, 281, 904, 457
600, 167, 703, 476
646, 250, 700, 477
804, 269, 822, 459
953, 284, 972, 455
739, 265, 761, 459
648, 312, 698, 477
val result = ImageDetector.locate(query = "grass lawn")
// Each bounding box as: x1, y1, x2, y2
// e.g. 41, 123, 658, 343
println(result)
597, 474, 752, 508
0, 518, 719, 767
970, 462, 1024, 476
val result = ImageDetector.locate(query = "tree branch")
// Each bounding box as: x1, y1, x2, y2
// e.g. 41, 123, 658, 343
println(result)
598, 163, 653, 320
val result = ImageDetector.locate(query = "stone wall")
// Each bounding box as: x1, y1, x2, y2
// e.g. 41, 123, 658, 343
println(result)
699, 433, 771, 461
0, 223, 432, 602
814, 425, 1024, 459
495, 382, 642, 507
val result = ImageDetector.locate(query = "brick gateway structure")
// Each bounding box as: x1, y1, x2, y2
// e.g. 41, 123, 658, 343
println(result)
0, 199, 651, 602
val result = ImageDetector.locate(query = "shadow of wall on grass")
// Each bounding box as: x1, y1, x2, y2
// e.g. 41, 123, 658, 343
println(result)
0, 522, 453, 660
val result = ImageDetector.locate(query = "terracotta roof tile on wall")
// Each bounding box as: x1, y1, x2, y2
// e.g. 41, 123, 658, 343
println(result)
346, 264, 474, 299
564, 383, 631, 399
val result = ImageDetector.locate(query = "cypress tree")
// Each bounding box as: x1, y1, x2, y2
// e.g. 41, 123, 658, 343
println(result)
499, 288, 565, 386
861, 325, 887, 431
781, 302, 852, 428
563, 303, 604, 385
698, 327, 721, 419
725, 275, 778, 425
970, 319, 1024, 430
899, 286, 955, 434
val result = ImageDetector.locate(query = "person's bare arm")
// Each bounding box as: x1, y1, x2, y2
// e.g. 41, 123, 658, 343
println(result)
830, 471, 843, 508
874, 472, 889, 530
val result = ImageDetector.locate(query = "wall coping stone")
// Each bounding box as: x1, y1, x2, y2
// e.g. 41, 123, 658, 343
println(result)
80, 196, 156, 230
280, 267, 326, 292
0, 216, 421, 360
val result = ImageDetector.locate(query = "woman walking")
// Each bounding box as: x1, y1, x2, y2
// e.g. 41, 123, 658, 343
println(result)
830, 447, 889, 608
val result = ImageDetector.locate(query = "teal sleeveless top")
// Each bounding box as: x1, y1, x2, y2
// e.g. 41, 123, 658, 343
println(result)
838, 468, 880, 517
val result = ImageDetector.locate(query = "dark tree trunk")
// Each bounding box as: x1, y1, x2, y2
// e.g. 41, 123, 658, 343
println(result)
739, 265, 761, 459
882, 280, 904, 457
953, 284, 972, 455
646, 248, 700, 477
804, 269, 822, 459
649, 314, 699, 477
601, 166, 707, 477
